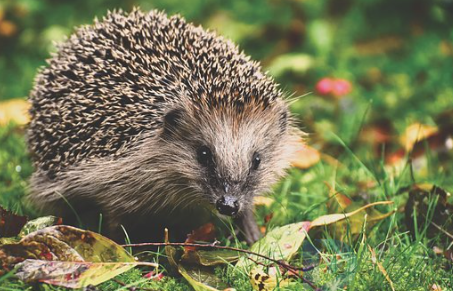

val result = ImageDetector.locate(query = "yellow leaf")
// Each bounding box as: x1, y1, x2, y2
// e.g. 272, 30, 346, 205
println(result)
249, 266, 291, 291
16, 260, 155, 289
253, 196, 274, 207
0, 99, 30, 125
0, 20, 17, 37
311, 201, 393, 227
291, 144, 321, 169
400, 123, 438, 151
368, 246, 395, 291
325, 182, 352, 210
355, 36, 404, 55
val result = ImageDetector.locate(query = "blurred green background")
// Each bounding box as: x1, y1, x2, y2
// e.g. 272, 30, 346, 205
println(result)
1, 0, 452, 129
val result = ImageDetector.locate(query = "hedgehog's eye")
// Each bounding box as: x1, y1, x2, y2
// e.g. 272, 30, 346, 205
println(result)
251, 152, 261, 171
197, 146, 212, 167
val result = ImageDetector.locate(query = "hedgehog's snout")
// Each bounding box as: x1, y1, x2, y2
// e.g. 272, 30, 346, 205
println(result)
216, 195, 240, 216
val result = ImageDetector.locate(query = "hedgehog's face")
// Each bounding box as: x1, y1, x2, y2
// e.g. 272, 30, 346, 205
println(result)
160, 99, 299, 217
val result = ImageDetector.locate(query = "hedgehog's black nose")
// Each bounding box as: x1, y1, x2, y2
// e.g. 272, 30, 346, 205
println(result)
216, 195, 240, 216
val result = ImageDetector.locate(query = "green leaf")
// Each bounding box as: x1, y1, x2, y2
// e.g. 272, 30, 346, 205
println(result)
178, 264, 230, 291
308, 20, 333, 56
236, 221, 311, 269
267, 53, 314, 77
181, 250, 239, 266
19, 216, 61, 237
236, 201, 393, 270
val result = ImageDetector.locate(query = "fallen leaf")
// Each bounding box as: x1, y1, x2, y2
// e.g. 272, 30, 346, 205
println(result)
291, 144, 321, 169
236, 201, 393, 270
236, 221, 311, 269
165, 228, 231, 291
431, 283, 443, 290
355, 36, 404, 55
249, 265, 291, 291
324, 187, 395, 238
405, 184, 453, 243
253, 196, 274, 207
0, 20, 17, 37
0, 99, 30, 126
368, 246, 395, 291
400, 123, 438, 151
0, 206, 28, 238
311, 201, 394, 227
267, 53, 314, 77
181, 250, 239, 266
15, 260, 154, 289
0, 225, 152, 288
19, 216, 62, 238
325, 182, 352, 211
179, 264, 230, 291
185, 223, 216, 252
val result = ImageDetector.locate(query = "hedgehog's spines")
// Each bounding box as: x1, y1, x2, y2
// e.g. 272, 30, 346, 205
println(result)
28, 9, 283, 177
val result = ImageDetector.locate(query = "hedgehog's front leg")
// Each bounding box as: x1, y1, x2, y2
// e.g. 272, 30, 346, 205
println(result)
235, 208, 261, 245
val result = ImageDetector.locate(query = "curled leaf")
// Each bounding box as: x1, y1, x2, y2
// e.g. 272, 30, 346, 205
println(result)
311, 201, 393, 227
0, 225, 149, 288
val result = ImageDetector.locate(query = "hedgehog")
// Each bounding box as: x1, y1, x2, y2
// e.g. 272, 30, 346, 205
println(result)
27, 9, 302, 244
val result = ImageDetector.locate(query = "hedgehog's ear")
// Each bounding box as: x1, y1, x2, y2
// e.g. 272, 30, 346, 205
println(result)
163, 108, 183, 135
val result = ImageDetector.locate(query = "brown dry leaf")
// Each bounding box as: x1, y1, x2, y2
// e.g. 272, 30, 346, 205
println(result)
0, 99, 30, 125
400, 123, 438, 151
431, 284, 443, 290
0, 206, 28, 238
0, 20, 16, 37
291, 144, 321, 169
184, 223, 216, 252
440, 41, 453, 56
368, 245, 395, 291
405, 184, 453, 241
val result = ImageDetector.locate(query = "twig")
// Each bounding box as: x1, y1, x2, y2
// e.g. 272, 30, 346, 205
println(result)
122, 241, 320, 290
431, 221, 453, 240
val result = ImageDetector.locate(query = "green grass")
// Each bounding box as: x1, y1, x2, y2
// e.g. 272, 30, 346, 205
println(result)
1, 116, 452, 290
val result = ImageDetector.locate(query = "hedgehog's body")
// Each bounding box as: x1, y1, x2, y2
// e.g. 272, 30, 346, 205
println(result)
28, 9, 300, 243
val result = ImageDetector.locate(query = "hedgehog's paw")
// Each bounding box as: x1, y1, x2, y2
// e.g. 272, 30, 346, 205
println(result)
235, 208, 261, 245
